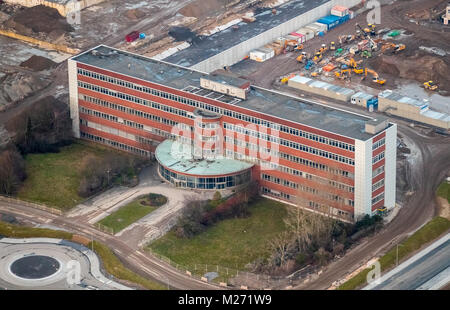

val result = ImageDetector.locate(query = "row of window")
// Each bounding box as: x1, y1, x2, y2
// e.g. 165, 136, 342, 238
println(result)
372, 179, 385, 192
261, 173, 353, 206
372, 137, 385, 150
279, 152, 353, 178
78, 83, 193, 120
78, 68, 355, 152
373, 152, 385, 164
373, 165, 384, 178
224, 123, 354, 166
80, 131, 150, 157
372, 192, 384, 205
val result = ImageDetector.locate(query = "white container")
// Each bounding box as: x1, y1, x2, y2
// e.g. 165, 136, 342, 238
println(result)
250, 48, 274, 62
349, 10, 355, 19
312, 22, 328, 33
305, 24, 322, 36
331, 5, 349, 17
296, 27, 315, 41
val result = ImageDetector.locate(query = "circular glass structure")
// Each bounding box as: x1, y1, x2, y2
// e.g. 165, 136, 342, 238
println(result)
156, 140, 253, 190
10, 255, 60, 279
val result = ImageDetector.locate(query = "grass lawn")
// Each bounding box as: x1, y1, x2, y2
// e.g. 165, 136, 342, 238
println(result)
338, 216, 450, 290
148, 198, 288, 278
98, 195, 166, 233
16, 142, 108, 210
437, 182, 450, 203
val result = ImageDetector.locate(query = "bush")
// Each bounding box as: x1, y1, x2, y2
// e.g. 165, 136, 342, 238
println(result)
147, 193, 168, 207
0, 147, 26, 195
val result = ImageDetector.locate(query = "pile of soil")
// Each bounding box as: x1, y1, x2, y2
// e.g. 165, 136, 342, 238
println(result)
168, 26, 201, 43
369, 53, 450, 92
20, 55, 57, 72
179, 0, 228, 18
3, 5, 73, 36
125, 8, 146, 20
0, 72, 50, 107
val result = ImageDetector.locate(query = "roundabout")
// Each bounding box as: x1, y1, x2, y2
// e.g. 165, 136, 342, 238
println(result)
0, 238, 131, 290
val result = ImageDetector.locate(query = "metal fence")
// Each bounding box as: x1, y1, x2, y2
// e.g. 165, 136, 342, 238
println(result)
147, 248, 320, 290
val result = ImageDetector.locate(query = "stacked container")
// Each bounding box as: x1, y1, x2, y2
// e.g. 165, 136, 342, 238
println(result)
289, 32, 306, 44
250, 47, 275, 62
317, 14, 350, 31
296, 27, 315, 41
331, 5, 349, 17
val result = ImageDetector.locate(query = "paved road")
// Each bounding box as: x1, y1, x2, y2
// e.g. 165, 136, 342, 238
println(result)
0, 238, 130, 290
0, 200, 220, 290
364, 234, 450, 290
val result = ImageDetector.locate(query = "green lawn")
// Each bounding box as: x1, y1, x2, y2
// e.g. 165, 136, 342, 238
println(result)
338, 216, 450, 290
148, 198, 288, 278
437, 182, 450, 203
98, 195, 165, 233
16, 142, 109, 210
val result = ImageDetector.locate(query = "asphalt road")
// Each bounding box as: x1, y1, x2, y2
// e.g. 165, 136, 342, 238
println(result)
366, 235, 450, 290
0, 200, 219, 290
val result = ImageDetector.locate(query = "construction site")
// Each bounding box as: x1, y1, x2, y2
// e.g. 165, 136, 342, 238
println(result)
0, 0, 450, 292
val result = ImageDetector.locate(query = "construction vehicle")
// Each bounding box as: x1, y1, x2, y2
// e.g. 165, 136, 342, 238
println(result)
356, 23, 378, 50
305, 60, 315, 70
361, 50, 372, 58
313, 51, 323, 63
296, 52, 308, 63
335, 48, 344, 57
330, 42, 336, 51
335, 65, 352, 79
424, 81, 438, 91
319, 44, 328, 54
294, 44, 304, 51
381, 42, 405, 54
363, 68, 386, 85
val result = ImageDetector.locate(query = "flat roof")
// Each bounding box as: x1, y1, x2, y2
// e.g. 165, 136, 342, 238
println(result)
163, 0, 329, 67
155, 140, 253, 176
379, 90, 428, 108
73, 45, 378, 141
204, 73, 249, 88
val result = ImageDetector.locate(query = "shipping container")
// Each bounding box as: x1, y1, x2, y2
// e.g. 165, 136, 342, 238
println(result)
125, 31, 140, 43
249, 47, 274, 62
317, 14, 349, 31
305, 24, 322, 36
285, 34, 301, 43
289, 32, 306, 43
349, 10, 355, 19
296, 27, 314, 41
331, 5, 349, 17
351, 92, 378, 110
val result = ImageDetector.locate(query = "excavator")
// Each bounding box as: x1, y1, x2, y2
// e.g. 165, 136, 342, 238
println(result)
381, 42, 406, 54
356, 23, 378, 50
294, 44, 304, 51
335, 68, 352, 79
296, 52, 308, 63
424, 81, 438, 91
313, 51, 323, 63
356, 23, 376, 36
363, 68, 386, 85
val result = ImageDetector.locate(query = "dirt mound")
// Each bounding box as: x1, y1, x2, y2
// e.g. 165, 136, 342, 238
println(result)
168, 26, 201, 43
20, 55, 57, 72
0, 72, 50, 109
179, 0, 228, 18
370, 54, 450, 91
125, 8, 146, 20
3, 5, 73, 36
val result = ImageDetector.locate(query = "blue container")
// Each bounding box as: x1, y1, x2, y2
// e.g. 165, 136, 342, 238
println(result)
139, 33, 146, 39
317, 15, 340, 30
318, 31, 325, 37
317, 14, 349, 30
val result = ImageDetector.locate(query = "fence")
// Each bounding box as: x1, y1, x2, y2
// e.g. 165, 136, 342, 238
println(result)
94, 222, 115, 235
147, 248, 319, 290
0, 195, 63, 216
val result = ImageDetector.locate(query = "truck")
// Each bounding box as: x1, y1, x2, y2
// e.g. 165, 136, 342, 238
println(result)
125, 31, 140, 43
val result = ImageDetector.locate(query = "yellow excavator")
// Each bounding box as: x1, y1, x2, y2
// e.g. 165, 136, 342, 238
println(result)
313, 51, 323, 63
381, 42, 406, 54
363, 68, 386, 85
424, 81, 438, 91
335, 68, 352, 79
296, 52, 308, 63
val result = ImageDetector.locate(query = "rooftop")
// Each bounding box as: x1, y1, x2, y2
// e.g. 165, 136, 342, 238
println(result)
379, 90, 428, 108
155, 140, 253, 176
163, 0, 329, 67
73, 45, 379, 141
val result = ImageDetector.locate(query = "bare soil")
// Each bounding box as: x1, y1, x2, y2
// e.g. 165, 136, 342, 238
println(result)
20, 55, 57, 72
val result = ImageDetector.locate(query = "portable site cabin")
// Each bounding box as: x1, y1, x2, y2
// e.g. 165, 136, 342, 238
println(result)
351, 92, 378, 111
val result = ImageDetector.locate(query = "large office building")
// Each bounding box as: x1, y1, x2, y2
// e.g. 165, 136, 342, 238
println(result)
68, 45, 397, 222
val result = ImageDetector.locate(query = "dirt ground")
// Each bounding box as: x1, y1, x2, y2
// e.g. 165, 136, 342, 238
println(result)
230, 0, 450, 97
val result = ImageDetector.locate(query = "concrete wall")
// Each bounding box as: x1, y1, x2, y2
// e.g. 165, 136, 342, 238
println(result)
5, 0, 107, 16
191, 0, 362, 72
383, 124, 397, 210
354, 138, 372, 220
288, 77, 354, 102
68, 58, 80, 138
